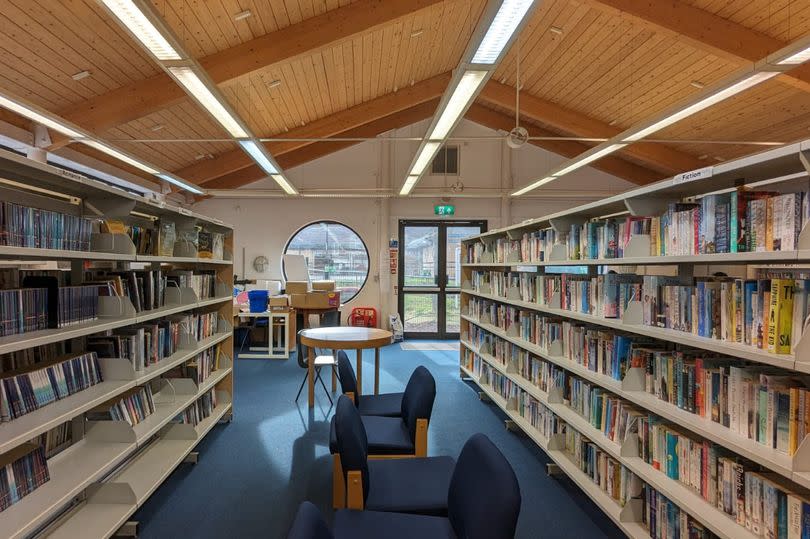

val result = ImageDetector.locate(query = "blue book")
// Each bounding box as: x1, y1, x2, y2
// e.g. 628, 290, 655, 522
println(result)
778, 489, 788, 539
666, 431, 679, 480
744, 280, 758, 346
697, 280, 706, 337
801, 501, 810, 539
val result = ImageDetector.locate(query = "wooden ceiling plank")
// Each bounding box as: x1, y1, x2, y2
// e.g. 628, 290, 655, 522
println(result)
328, 44, 348, 112
6, 2, 121, 94
495, 0, 565, 84
56, 0, 443, 135
580, 43, 707, 123
521, 4, 596, 94
555, 30, 667, 113
478, 79, 705, 174
465, 104, 660, 186
175, 72, 450, 184
204, 97, 439, 190
535, 12, 620, 100
585, 0, 810, 94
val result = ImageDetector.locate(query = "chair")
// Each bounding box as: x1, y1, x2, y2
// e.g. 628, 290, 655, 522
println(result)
336, 350, 403, 417
287, 434, 522, 539
335, 395, 455, 515
294, 311, 342, 404
330, 366, 436, 508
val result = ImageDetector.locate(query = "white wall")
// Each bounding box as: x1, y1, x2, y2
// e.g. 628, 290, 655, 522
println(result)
194, 119, 637, 323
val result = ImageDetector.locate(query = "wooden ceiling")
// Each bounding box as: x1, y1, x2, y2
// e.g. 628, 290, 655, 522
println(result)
0, 0, 810, 191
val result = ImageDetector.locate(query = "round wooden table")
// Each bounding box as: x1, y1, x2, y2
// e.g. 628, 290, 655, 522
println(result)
299, 327, 393, 408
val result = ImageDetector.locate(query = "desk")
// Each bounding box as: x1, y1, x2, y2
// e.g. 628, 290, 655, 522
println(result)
299, 327, 392, 408
238, 311, 290, 359
295, 306, 339, 329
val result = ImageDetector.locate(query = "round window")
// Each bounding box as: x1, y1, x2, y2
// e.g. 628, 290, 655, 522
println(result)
283, 221, 370, 303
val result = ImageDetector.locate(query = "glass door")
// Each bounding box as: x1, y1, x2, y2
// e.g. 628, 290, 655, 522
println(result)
399, 220, 486, 339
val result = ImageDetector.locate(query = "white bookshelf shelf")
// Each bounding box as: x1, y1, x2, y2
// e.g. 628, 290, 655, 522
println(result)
118, 396, 232, 505
462, 250, 803, 268
461, 347, 758, 539
460, 316, 798, 478
0, 438, 136, 539
0, 296, 233, 356
459, 139, 810, 539
462, 289, 795, 369
0, 381, 134, 456
0, 330, 232, 456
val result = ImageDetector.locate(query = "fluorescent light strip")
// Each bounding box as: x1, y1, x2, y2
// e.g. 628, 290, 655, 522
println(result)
156, 173, 204, 195
100, 0, 181, 60
168, 66, 248, 138
400, 175, 420, 196
624, 72, 778, 142
410, 141, 441, 177
777, 45, 810, 65
0, 95, 84, 139
512, 176, 554, 197
553, 143, 627, 177
429, 71, 487, 140
271, 174, 298, 195
82, 140, 158, 174
239, 140, 278, 174
471, 0, 535, 64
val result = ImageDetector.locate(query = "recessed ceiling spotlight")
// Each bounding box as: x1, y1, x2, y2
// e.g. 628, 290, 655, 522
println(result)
691, 81, 705, 89
72, 70, 91, 81
698, 154, 709, 160
410, 29, 424, 38
151, 124, 165, 132
195, 153, 214, 160
549, 26, 563, 35
268, 79, 282, 89
714, 156, 725, 162
234, 10, 252, 21
608, 119, 618, 126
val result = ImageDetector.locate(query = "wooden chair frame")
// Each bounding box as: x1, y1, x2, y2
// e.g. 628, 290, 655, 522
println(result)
332, 418, 429, 509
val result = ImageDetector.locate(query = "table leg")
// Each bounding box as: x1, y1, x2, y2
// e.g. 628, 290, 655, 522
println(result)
308, 344, 315, 407
374, 347, 380, 395
356, 349, 363, 396
332, 349, 337, 392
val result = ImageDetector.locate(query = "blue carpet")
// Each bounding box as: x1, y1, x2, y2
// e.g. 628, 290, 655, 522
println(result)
134, 342, 625, 538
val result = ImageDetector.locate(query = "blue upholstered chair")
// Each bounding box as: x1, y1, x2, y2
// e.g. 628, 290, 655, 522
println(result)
336, 350, 403, 417
335, 395, 455, 514
329, 365, 436, 508
287, 433, 522, 539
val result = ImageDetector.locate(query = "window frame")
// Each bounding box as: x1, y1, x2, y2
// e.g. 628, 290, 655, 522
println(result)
431, 145, 460, 175
282, 220, 371, 304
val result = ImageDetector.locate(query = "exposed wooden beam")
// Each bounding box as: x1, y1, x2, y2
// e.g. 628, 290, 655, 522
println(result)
204, 99, 439, 190
465, 104, 660, 186
478, 80, 705, 174
54, 0, 444, 139
178, 73, 450, 185
585, 0, 810, 93
0, 107, 160, 188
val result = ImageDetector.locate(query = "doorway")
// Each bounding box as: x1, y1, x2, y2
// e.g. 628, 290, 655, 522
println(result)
398, 219, 486, 339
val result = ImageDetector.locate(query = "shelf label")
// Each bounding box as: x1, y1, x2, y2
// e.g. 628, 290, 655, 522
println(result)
512, 265, 539, 272
56, 168, 88, 182
674, 167, 712, 184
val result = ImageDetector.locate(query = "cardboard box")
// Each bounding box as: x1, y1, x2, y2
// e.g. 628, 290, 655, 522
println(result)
286, 281, 309, 294
312, 280, 336, 292
289, 294, 309, 308
268, 294, 289, 307
306, 290, 340, 308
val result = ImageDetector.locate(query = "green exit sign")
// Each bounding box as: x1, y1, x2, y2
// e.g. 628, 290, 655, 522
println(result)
434, 204, 455, 216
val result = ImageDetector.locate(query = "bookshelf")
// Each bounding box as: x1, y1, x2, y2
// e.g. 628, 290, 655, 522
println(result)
460, 140, 810, 539
0, 148, 234, 539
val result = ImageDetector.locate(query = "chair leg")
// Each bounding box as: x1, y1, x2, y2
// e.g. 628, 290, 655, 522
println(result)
315, 367, 333, 405
294, 370, 309, 402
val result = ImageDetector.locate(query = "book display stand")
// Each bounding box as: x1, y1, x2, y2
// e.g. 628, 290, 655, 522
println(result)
0, 148, 234, 539
460, 140, 810, 538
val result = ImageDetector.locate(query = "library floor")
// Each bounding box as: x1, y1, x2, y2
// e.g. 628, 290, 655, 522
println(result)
134, 342, 625, 539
